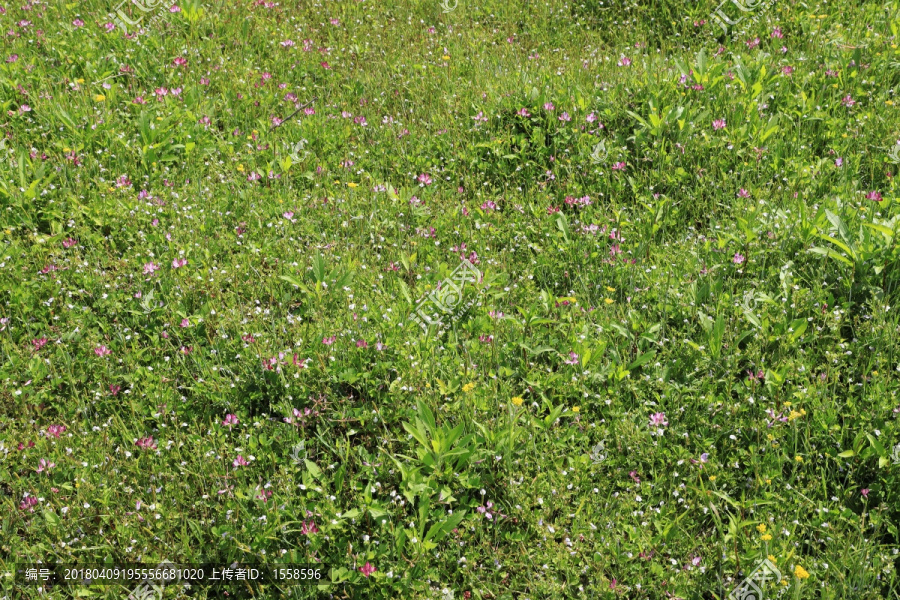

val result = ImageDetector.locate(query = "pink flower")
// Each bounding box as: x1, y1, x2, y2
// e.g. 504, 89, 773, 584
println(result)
517, 108, 530, 117
36, 458, 55, 474
172, 258, 187, 269
233, 455, 249, 467
356, 339, 368, 348
63, 237, 78, 248
564, 352, 579, 365
771, 27, 783, 38
781, 66, 794, 76
281, 39, 295, 47
104, 22, 115, 32
359, 562, 376, 578
110, 385, 121, 396
32, 337, 48, 350
143, 262, 160, 275
222, 414, 239, 427
865, 191, 883, 202
322, 335, 336, 345
558, 111, 571, 122
543, 102, 555, 111
46, 425, 66, 438
835, 157, 843, 167
649, 412, 668, 428
72, 18, 84, 27
94, 345, 111, 357
713, 118, 726, 130
135, 436, 157, 450
618, 56, 632, 67
169, 4, 181, 12
737, 188, 750, 198
173, 57, 187, 67
611, 161, 626, 171
301, 520, 319, 535
861, 488, 870, 498
417, 173, 432, 185
733, 253, 745, 265
842, 95, 855, 107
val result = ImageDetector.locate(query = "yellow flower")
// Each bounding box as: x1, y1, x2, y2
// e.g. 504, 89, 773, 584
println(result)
76, 78, 85, 84
768, 555, 777, 563
442, 55, 450, 60
606, 286, 616, 292
765, 478, 772, 485
794, 565, 810, 579
462, 382, 475, 393
761, 534, 772, 541
571, 406, 580, 413
94, 94, 106, 102
788, 410, 802, 421
511, 396, 524, 406
795, 455, 803, 463
709, 475, 716, 481
237, 164, 245, 173
757, 523, 767, 533
347, 182, 358, 188
604, 298, 614, 304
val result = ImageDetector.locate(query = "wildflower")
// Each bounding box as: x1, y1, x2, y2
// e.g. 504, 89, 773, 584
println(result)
143, 262, 160, 275
771, 27, 784, 38
356, 339, 368, 348
36, 458, 55, 474
63, 238, 78, 248
359, 562, 376, 578
233, 455, 249, 467
511, 396, 524, 406
617, 56, 632, 67
866, 191, 883, 202
173, 57, 187, 67
861, 488, 870, 498
543, 102, 555, 111
417, 173, 432, 185
835, 157, 843, 167
713, 118, 726, 130
46, 425, 66, 438
571, 406, 580, 413
761, 534, 773, 541
300, 520, 319, 535
611, 161, 626, 171
517, 108, 530, 117
564, 352, 580, 365
794, 565, 810, 579
172, 258, 187, 269
558, 111, 571, 122
322, 335, 336, 345
222, 414, 239, 427
94, 345, 111, 358
32, 337, 48, 351
462, 382, 475, 393
72, 18, 84, 27
135, 436, 157, 450
649, 412, 668, 428
757, 523, 767, 533
842, 95, 855, 107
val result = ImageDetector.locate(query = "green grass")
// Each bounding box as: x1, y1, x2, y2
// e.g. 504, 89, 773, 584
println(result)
2, 0, 900, 598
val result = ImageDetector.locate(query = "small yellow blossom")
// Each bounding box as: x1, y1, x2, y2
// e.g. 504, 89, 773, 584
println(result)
347, 182, 358, 188
606, 286, 616, 292
604, 298, 614, 304
757, 523, 767, 533
442, 55, 450, 60
709, 475, 716, 481
462, 382, 475, 393
571, 406, 580, 413
768, 555, 777, 563
794, 565, 810, 579
795, 455, 803, 462
761, 534, 772, 541
237, 164, 245, 172
93, 94, 105, 102
511, 396, 524, 406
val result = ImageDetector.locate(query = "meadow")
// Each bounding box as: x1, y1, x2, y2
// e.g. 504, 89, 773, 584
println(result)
2, 0, 900, 598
